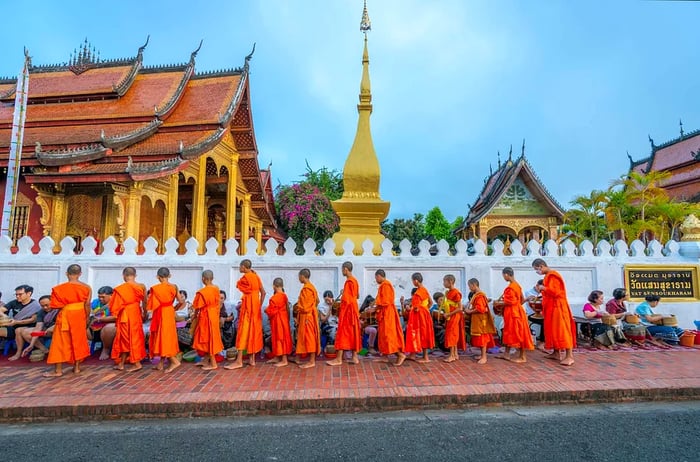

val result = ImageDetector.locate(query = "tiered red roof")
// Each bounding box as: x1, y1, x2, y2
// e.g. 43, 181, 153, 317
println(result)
0, 38, 277, 227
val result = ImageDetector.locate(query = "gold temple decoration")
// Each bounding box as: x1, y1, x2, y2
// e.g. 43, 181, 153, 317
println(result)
680, 214, 700, 242
331, 1, 390, 254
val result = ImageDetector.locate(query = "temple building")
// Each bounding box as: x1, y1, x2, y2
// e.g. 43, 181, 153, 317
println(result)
0, 38, 280, 253
454, 146, 565, 245
628, 123, 700, 203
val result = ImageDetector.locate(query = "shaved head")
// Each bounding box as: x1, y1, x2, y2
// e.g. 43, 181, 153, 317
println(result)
66, 264, 82, 275
123, 267, 136, 277
202, 269, 214, 281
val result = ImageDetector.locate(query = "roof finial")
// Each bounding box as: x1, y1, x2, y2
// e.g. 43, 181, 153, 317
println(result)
489, 163, 493, 175
244, 43, 256, 71
497, 150, 501, 169
190, 39, 203, 64
648, 134, 655, 149
521, 138, 525, 157
626, 150, 634, 165
138, 35, 150, 54
680, 118, 684, 137
360, 0, 372, 34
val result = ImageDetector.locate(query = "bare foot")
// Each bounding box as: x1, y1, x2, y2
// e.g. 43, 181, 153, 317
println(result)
164, 361, 181, 374
99, 350, 110, 361
43, 371, 63, 378
405, 354, 417, 362
443, 357, 456, 363
126, 363, 142, 373
368, 349, 378, 355
544, 352, 560, 360
267, 358, 280, 364
326, 358, 343, 366
345, 357, 360, 365
249, 359, 256, 367
299, 362, 315, 369
201, 365, 218, 371
153, 363, 164, 371
415, 358, 430, 363
560, 358, 574, 366
224, 362, 244, 370
477, 357, 487, 364
113, 365, 124, 371
511, 357, 527, 363
8, 353, 21, 361
273, 360, 288, 367
394, 353, 406, 366
73, 364, 82, 374
496, 355, 511, 361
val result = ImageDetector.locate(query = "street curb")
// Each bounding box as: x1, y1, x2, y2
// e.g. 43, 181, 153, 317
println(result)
3, 386, 699, 423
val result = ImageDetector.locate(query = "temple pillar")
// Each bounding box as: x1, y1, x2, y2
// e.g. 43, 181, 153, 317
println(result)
101, 194, 118, 242
478, 224, 488, 244
191, 157, 207, 253
164, 173, 179, 241
240, 193, 251, 254
50, 185, 67, 252
254, 222, 263, 254
214, 211, 224, 254
226, 153, 239, 250
125, 183, 143, 240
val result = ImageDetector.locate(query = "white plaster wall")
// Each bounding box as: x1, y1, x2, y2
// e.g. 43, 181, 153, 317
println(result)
1, 234, 698, 329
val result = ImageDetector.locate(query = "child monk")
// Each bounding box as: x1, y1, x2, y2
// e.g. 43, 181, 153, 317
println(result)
44, 264, 92, 378
111, 267, 147, 372
327, 261, 362, 366
225, 259, 265, 370
368, 269, 406, 366
147, 267, 182, 373
295, 268, 321, 369
442, 274, 466, 363
192, 270, 224, 371
464, 278, 496, 364
405, 273, 434, 363
499, 267, 534, 363
265, 278, 292, 367
532, 258, 576, 366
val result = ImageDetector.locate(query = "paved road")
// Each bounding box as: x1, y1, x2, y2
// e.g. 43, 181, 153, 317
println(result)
1, 402, 698, 461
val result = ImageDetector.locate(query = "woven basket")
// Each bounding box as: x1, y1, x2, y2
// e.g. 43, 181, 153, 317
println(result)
602, 314, 617, 326
662, 315, 678, 327
29, 350, 46, 362
624, 314, 640, 324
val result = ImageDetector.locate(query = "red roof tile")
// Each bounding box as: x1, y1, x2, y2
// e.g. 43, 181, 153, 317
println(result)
117, 129, 218, 157
164, 76, 240, 126
27, 65, 133, 99
650, 133, 700, 171
0, 122, 147, 150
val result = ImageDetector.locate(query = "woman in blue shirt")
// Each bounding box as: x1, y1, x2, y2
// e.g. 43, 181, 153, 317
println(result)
635, 295, 684, 344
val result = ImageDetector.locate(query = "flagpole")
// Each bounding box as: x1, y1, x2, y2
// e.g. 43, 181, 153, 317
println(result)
0, 49, 30, 239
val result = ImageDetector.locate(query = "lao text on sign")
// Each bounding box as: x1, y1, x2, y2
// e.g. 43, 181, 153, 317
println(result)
624, 264, 700, 301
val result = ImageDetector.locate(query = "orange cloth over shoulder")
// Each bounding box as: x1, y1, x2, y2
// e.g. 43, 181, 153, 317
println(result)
375, 280, 405, 355
542, 271, 576, 350
236, 272, 264, 354
192, 285, 224, 355
469, 291, 496, 348
334, 276, 362, 352
296, 282, 321, 355
501, 281, 534, 350
147, 282, 180, 358
47, 281, 91, 365
444, 288, 466, 350
110, 281, 147, 364
265, 292, 292, 356
405, 286, 434, 353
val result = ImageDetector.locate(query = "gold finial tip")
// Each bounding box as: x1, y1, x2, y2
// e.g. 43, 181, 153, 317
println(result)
360, 0, 371, 33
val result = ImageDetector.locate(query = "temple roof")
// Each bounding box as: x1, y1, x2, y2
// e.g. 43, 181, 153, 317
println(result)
455, 153, 565, 234
0, 39, 276, 228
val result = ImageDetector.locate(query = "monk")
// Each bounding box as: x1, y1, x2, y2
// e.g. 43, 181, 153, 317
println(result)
294, 268, 321, 369
498, 267, 534, 363
464, 278, 496, 364
405, 273, 434, 363
147, 267, 182, 373
368, 270, 406, 366
532, 258, 576, 366
442, 274, 466, 363
111, 267, 147, 372
265, 278, 292, 367
44, 264, 92, 378
192, 270, 224, 371
327, 261, 362, 366
225, 259, 265, 370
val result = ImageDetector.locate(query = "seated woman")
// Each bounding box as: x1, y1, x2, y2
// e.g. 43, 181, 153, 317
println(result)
359, 295, 378, 355
582, 290, 617, 349
635, 295, 684, 344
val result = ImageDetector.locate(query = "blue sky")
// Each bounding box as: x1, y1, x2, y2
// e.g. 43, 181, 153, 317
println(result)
2, 1, 699, 221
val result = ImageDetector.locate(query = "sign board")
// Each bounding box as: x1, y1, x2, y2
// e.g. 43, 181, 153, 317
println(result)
624, 264, 700, 302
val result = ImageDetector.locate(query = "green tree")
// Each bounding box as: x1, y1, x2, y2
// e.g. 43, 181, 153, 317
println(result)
381, 213, 426, 251
424, 207, 451, 243
302, 160, 343, 201
448, 215, 464, 247
564, 190, 608, 244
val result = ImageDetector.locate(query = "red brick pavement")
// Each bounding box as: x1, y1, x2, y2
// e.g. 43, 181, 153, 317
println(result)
0, 348, 699, 422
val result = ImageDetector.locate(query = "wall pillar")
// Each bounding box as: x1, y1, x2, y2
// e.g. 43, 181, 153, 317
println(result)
125, 183, 143, 240
164, 173, 179, 241
240, 193, 251, 254
50, 186, 67, 252
254, 223, 263, 255
226, 153, 239, 251
192, 157, 207, 253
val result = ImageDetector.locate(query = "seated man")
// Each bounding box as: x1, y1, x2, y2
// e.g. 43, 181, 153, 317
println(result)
635, 295, 684, 344
318, 290, 338, 348
220, 292, 235, 349
359, 295, 378, 355
1, 284, 41, 350
88, 286, 117, 360
13, 295, 56, 360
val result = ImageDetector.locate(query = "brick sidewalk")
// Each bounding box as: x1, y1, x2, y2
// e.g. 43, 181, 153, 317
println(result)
1, 348, 699, 422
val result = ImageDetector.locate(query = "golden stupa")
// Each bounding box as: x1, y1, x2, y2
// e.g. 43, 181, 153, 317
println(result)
331, 2, 390, 254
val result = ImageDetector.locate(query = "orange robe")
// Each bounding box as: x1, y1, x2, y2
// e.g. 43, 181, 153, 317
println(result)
110, 281, 147, 363
235, 272, 264, 354
47, 282, 91, 364
444, 288, 467, 350
147, 282, 180, 358
296, 282, 321, 355
334, 276, 362, 352
265, 292, 293, 356
375, 280, 405, 355
405, 286, 435, 353
469, 291, 496, 348
542, 271, 576, 350
501, 281, 534, 350
192, 285, 224, 355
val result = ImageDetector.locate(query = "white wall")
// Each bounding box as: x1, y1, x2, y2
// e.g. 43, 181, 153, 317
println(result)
1, 234, 698, 329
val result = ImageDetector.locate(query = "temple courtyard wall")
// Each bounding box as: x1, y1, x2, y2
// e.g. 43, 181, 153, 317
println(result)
1, 234, 699, 329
